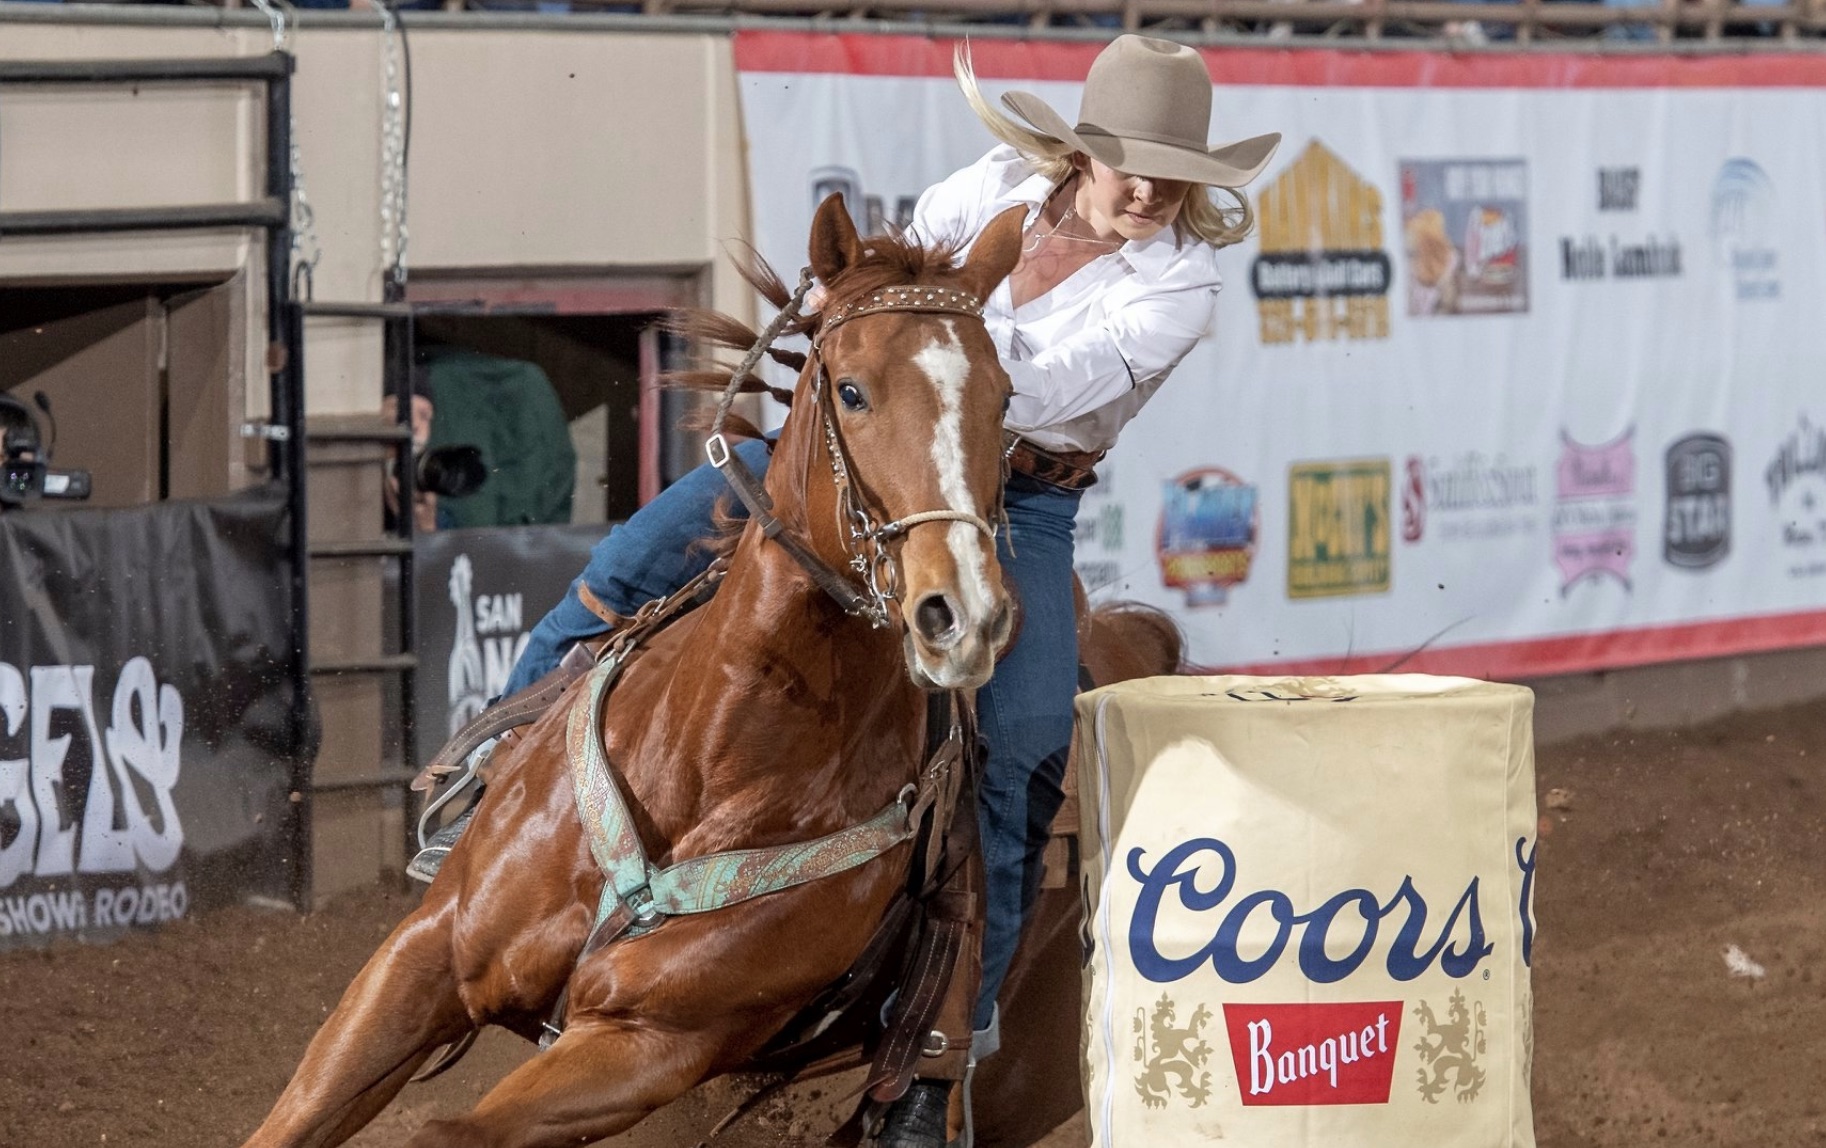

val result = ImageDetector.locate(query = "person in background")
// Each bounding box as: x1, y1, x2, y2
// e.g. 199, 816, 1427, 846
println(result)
381, 373, 440, 535
420, 346, 577, 528
413, 35, 1279, 1147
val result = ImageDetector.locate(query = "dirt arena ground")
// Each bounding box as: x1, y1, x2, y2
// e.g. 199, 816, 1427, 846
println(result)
4, 697, 1824, 1148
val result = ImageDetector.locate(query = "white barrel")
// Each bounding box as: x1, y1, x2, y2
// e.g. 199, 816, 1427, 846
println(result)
1075, 674, 1537, 1147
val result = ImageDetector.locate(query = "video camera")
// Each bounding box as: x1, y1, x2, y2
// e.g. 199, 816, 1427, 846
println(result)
0, 391, 91, 511
413, 442, 488, 500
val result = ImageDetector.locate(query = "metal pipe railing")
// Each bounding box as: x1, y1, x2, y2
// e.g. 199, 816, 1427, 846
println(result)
1, 1, 1820, 44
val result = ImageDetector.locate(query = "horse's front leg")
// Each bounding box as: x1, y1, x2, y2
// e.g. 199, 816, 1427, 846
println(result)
241, 895, 473, 1148
400, 1017, 732, 1148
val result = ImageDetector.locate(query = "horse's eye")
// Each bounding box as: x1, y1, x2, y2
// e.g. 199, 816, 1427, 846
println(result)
837, 381, 869, 412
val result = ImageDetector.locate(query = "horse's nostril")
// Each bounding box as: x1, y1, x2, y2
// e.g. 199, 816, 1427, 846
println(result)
913, 594, 959, 646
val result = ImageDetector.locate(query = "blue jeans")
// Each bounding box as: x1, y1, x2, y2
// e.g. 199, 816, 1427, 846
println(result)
505, 444, 1084, 1030
502, 436, 773, 696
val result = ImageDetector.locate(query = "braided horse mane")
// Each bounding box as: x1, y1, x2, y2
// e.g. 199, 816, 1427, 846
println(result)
661, 233, 970, 442
657, 233, 972, 551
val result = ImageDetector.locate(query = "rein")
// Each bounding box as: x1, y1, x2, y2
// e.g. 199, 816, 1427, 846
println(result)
704, 269, 1000, 629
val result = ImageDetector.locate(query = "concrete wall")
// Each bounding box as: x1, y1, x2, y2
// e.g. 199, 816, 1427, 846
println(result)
0, 17, 752, 419
1525, 645, 1826, 746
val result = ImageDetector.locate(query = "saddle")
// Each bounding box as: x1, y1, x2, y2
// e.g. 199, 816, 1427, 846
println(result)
412, 571, 986, 1141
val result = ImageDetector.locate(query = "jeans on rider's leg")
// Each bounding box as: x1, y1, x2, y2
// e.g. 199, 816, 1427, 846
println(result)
972, 474, 1083, 1030
500, 436, 770, 698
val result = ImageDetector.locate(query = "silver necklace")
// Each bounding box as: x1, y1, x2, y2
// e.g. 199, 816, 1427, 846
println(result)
1022, 206, 1121, 255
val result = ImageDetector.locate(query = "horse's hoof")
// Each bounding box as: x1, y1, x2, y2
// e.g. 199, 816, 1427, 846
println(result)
876, 1079, 952, 1148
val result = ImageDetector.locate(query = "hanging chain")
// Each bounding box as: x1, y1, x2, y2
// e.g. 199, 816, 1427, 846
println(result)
378, 2, 410, 291
248, 0, 288, 52
244, 0, 321, 302
290, 138, 323, 302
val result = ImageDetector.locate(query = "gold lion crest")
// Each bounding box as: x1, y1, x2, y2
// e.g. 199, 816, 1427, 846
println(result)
1132, 992, 1213, 1109
1412, 989, 1488, 1103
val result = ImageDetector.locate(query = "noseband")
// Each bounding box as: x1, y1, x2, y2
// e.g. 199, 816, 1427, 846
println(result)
704, 269, 1000, 630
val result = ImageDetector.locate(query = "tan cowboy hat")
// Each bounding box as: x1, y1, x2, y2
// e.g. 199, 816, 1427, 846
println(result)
1001, 35, 1280, 189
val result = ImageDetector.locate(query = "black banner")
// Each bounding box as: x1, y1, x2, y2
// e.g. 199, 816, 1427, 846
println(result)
1250, 249, 1393, 298
0, 491, 303, 950
413, 522, 610, 765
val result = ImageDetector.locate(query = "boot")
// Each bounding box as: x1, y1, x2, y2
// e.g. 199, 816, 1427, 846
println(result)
406, 727, 506, 885
876, 1079, 952, 1148
406, 799, 478, 884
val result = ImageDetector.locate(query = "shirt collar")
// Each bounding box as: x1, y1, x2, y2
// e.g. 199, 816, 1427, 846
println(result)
1000, 169, 1057, 219
1118, 224, 1185, 279
995, 168, 1190, 279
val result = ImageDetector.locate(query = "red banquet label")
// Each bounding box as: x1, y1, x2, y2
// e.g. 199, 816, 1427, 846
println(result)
1222, 1001, 1404, 1106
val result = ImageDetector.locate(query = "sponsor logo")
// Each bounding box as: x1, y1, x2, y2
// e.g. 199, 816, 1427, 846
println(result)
1223, 1001, 1403, 1106
1401, 452, 1540, 544
1399, 159, 1529, 316
0, 657, 188, 935
1288, 459, 1391, 599
1124, 837, 1497, 986
1134, 993, 1215, 1108
1252, 141, 1391, 344
1664, 433, 1732, 569
0, 882, 188, 940
1711, 159, 1780, 301
1598, 166, 1639, 211
809, 165, 916, 236
1156, 467, 1258, 607
1413, 990, 1490, 1103
446, 555, 532, 737
1559, 166, 1683, 281
1552, 428, 1637, 594
1766, 414, 1826, 578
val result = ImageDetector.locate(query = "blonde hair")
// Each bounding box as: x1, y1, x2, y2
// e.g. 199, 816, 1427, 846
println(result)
953, 44, 1255, 250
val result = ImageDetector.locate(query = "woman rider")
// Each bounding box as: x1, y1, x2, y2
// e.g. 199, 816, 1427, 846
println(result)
414, 34, 1278, 1147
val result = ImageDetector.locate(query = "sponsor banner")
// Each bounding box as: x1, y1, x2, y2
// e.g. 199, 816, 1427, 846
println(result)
0, 492, 301, 950
736, 36, 1826, 677
1287, 459, 1392, 599
413, 523, 612, 762
1077, 675, 1536, 1145
1665, 433, 1731, 569
1400, 159, 1529, 316
1765, 414, 1826, 581
1156, 467, 1259, 608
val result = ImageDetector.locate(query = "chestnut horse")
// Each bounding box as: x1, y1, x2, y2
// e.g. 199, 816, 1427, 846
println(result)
244, 196, 1027, 1148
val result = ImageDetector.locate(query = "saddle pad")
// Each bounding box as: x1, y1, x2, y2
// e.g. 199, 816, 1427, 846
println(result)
1075, 674, 1537, 1147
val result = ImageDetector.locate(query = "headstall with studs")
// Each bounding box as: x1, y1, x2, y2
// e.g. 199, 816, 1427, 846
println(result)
703, 269, 999, 629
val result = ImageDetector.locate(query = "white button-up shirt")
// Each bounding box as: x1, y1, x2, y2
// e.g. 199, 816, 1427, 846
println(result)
910, 146, 1224, 454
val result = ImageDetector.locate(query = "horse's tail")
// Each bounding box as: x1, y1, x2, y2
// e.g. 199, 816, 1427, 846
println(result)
1080, 595, 1186, 686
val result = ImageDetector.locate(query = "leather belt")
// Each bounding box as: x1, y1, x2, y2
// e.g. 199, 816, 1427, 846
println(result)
1006, 437, 1105, 491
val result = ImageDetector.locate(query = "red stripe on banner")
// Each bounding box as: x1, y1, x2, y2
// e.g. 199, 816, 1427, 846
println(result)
1205, 608, 1826, 681
733, 31, 1826, 88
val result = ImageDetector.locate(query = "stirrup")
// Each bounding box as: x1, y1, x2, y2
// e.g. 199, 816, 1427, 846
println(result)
407, 737, 494, 885
406, 803, 477, 885
876, 1079, 953, 1148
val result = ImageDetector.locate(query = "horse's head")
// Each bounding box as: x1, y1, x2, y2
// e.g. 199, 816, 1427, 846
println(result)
775, 195, 1025, 691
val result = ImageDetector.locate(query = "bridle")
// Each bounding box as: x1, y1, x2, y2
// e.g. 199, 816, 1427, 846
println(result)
704, 268, 1001, 630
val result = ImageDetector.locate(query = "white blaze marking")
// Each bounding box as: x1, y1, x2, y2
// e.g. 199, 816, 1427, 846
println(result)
913, 321, 996, 625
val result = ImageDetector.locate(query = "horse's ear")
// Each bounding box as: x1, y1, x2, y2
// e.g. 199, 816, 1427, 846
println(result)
809, 193, 865, 286
958, 206, 1027, 302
